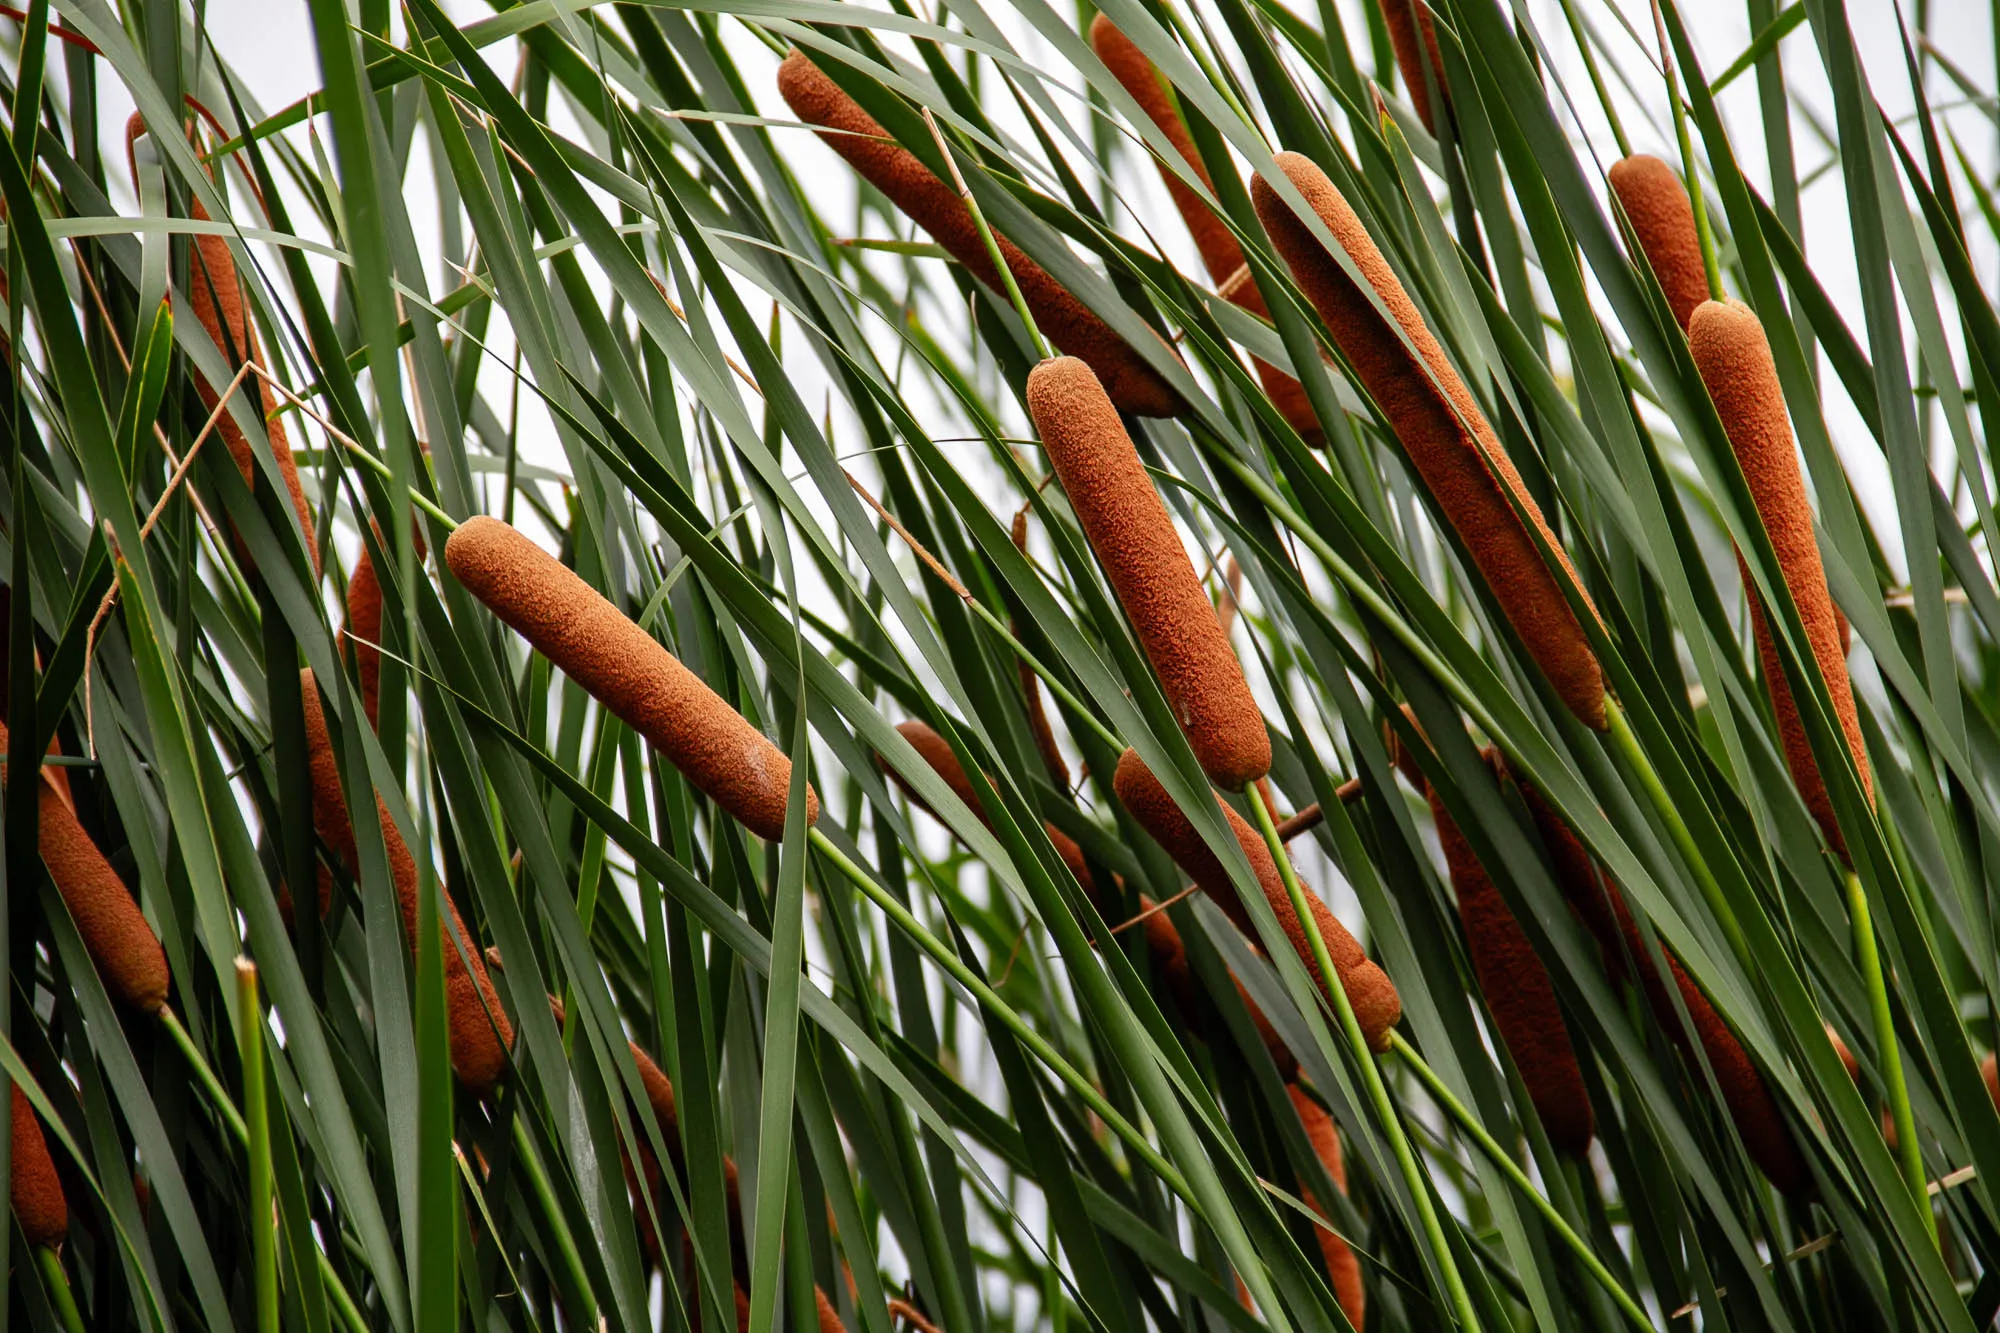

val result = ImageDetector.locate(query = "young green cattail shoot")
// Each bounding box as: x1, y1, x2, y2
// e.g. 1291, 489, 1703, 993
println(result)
1514, 774, 1808, 1194
1688, 299, 1871, 857
1087, 17, 1320, 440
778, 50, 1183, 418
1287, 1083, 1364, 1328
1114, 748, 1401, 1048
1425, 749, 1594, 1154
300, 671, 514, 1093
1026, 356, 1270, 788
444, 516, 817, 841
1607, 155, 1710, 332
1253, 153, 1606, 729
11, 1083, 67, 1248
0, 718, 170, 1013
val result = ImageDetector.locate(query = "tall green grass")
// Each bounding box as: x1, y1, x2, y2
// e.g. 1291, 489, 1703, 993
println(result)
0, 0, 1998, 1327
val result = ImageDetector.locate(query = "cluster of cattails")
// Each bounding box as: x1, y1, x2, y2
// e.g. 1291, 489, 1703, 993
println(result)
1251, 152, 1607, 730
1086, 18, 1321, 441
882, 719, 1296, 1074
128, 113, 319, 578
776, 51, 1183, 419
1389, 719, 1593, 1154
11, 1083, 67, 1249
299, 670, 515, 1093
0, 718, 171, 1015
1610, 153, 1869, 857
444, 517, 817, 842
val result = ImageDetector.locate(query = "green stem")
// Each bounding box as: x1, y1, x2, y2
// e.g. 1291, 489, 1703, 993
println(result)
237, 961, 279, 1333
1558, 0, 1630, 158
1602, 700, 1749, 971
510, 1116, 599, 1326
1846, 870, 1932, 1241
1387, 1034, 1652, 1331
1244, 786, 1480, 1331
922, 109, 1049, 361
38, 1246, 86, 1333
158, 1007, 249, 1144
809, 826, 1198, 1208
1654, 0, 1723, 300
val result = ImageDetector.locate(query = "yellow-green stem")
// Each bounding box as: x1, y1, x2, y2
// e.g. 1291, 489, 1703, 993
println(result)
1245, 785, 1481, 1331
39, 1246, 86, 1333
922, 109, 1049, 360
1654, 0, 1723, 300
237, 960, 279, 1333
1386, 1033, 1652, 1330
1846, 869, 1932, 1242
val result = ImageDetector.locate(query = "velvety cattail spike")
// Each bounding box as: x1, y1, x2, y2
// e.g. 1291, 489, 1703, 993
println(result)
345, 524, 427, 732
184, 197, 320, 578
11, 1083, 67, 1248
777, 51, 1183, 418
1425, 752, 1594, 1154
1287, 1085, 1365, 1328
1984, 1053, 1999, 1112
1689, 300, 1870, 858
299, 671, 514, 1093
1377, 0, 1449, 134
1027, 358, 1271, 787
1113, 749, 1401, 1048
445, 517, 817, 840
1513, 775, 1808, 1194
1086, 17, 1321, 441
0, 720, 170, 1013
1253, 154, 1606, 728
1607, 155, 1710, 333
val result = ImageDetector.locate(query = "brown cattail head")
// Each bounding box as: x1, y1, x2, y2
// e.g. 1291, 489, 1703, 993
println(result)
184, 197, 320, 579
1286, 1084, 1364, 1327
1984, 1052, 1999, 1112
1027, 357, 1270, 787
777, 50, 1183, 418
1377, 0, 1449, 134
1607, 155, 1709, 333
10, 1083, 67, 1248
1425, 751, 1593, 1154
299, 671, 515, 1093
1252, 154, 1606, 728
1688, 299, 1870, 857
0, 720, 170, 1013
344, 523, 428, 732
1511, 772, 1808, 1194
1087, 18, 1322, 442
444, 517, 818, 840
1113, 748, 1400, 1048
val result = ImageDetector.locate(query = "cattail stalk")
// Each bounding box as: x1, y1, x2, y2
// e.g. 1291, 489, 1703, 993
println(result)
299, 671, 514, 1093
0, 719, 170, 1013
10, 1082, 67, 1248
1425, 751, 1594, 1154
1087, 17, 1320, 440
1113, 749, 1399, 1047
1027, 357, 1270, 788
444, 516, 817, 840
1286, 1084, 1364, 1327
1607, 154, 1711, 332
1253, 153, 1606, 728
777, 51, 1183, 418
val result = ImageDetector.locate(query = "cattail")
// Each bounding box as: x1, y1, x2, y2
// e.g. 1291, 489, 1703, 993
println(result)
1012, 510, 1071, 787
1027, 357, 1271, 787
1606, 155, 1710, 334
0, 719, 170, 1013
1425, 750, 1593, 1154
1984, 1052, 1999, 1112
886, 720, 1296, 1075
445, 517, 817, 840
11, 1083, 67, 1248
1688, 300, 1870, 858
777, 50, 1183, 419
1086, 17, 1321, 441
1114, 748, 1401, 1048
1377, 0, 1449, 134
1287, 1084, 1364, 1328
344, 523, 426, 732
299, 670, 514, 1093
184, 196, 320, 578
1252, 154, 1606, 729
1513, 773, 1808, 1194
